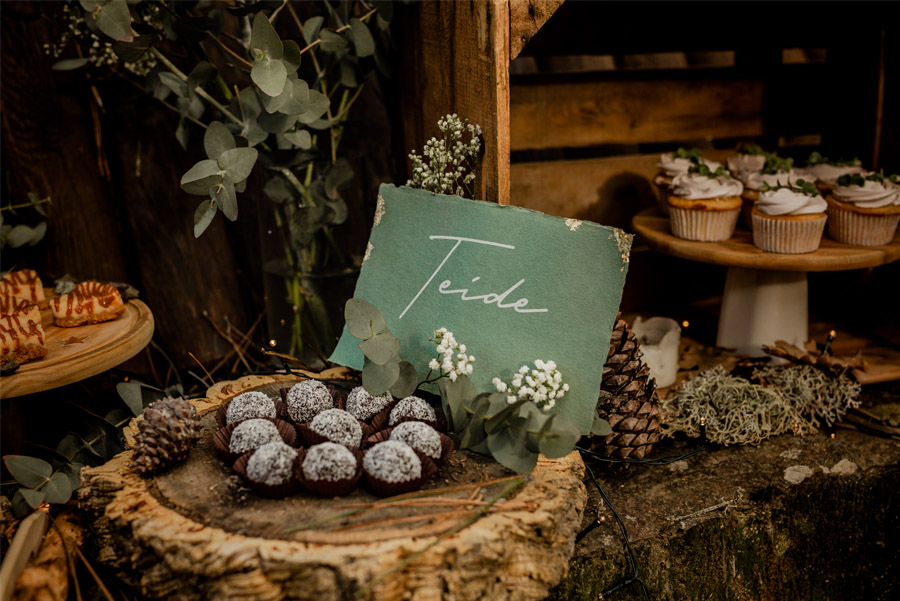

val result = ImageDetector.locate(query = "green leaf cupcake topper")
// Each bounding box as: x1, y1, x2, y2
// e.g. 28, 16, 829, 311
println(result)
758, 178, 819, 197
688, 163, 731, 179
737, 143, 767, 156
761, 155, 794, 174
673, 147, 704, 163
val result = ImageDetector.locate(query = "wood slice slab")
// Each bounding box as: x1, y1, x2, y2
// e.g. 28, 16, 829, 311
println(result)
80, 372, 587, 601
1, 299, 154, 399
632, 207, 900, 272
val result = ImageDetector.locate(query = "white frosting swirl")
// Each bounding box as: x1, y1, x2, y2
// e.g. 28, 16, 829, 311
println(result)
657, 153, 721, 178
806, 163, 865, 186
670, 173, 743, 199
727, 154, 766, 178
744, 170, 816, 190
832, 177, 900, 209
756, 188, 826, 216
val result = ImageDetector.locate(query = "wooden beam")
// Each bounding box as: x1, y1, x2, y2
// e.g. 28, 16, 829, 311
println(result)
396, 1, 510, 204
509, 0, 565, 60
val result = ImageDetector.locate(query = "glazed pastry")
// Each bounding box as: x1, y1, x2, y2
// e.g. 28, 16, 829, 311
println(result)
50, 281, 125, 327
0, 313, 47, 364
0, 269, 47, 309
0, 297, 40, 323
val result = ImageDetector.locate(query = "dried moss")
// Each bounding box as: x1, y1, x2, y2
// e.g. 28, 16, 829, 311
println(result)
660, 366, 860, 445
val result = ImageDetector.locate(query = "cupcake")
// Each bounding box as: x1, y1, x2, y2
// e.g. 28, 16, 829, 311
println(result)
389, 421, 442, 460
225, 391, 277, 425
740, 156, 815, 229
751, 180, 827, 254
653, 148, 721, 215
804, 152, 865, 195
388, 396, 437, 426
345, 386, 393, 421
826, 172, 900, 246
308, 408, 363, 447
726, 143, 768, 181
285, 379, 332, 423
667, 165, 743, 242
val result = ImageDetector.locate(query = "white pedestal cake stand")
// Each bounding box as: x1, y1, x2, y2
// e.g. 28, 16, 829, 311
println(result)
632, 207, 900, 356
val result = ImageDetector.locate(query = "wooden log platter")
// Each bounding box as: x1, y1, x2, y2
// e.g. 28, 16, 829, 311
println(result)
80, 371, 587, 601
1, 297, 154, 399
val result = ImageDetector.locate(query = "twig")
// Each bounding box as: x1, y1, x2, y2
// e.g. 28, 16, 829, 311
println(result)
73, 545, 115, 601
203, 311, 254, 373
49, 515, 82, 601
206, 33, 253, 70
188, 352, 215, 385
209, 310, 266, 374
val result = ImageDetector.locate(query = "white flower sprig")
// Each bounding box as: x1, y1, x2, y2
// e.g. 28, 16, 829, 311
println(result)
407, 114, 482, 198
426, 327, 475, 382
493, 359, 569, 412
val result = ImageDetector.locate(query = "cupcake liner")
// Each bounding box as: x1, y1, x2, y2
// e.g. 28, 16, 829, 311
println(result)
668, 206, 740, 242
212, 418, 298, 465
294, 447, 364, 497
295, 420, 374, 448
364, 428, 455, 469
362, 453, 439, 497
826, 205, 900, 246
233, 451, 301, 498
752, 213, 826, 254
216, 399, 287, 428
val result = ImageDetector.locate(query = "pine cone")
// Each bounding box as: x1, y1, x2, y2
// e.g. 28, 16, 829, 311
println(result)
588, 314, 661, 460
131, 396, 201, 476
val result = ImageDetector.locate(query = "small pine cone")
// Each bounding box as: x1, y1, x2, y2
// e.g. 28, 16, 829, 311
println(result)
131, 396, 201, 476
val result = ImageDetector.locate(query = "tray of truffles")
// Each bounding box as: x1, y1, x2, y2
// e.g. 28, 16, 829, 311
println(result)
0, 269, 154, 398
211, 377, 455, 500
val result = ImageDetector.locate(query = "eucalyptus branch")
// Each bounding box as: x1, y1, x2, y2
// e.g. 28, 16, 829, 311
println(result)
1, 197, 51, 212
206, 33, 253, 71
297, 8, 378, 57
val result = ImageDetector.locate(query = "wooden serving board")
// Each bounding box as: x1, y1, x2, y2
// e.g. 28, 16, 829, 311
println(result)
1, 299, 154, 399
81, 372, 587, 601
632, 207, 900, 272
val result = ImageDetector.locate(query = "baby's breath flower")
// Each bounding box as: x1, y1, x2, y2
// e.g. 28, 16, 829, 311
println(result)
493, 360, 568, 412
407, 114, 482, 199
428, 328, 475, 382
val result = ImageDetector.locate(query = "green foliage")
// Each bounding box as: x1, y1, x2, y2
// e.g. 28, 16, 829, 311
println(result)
806, 152, 860, 167
837, 170, 897, 187
672, 147, 703, 162
737, 143, 766, 156
759, 178, 820, 197
761, 154, 794, 174
407, 114, 482, 198
688, 163, 731, 179
1, 190, 50, 250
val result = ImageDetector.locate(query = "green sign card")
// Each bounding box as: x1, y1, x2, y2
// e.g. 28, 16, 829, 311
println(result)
330, 184, 631, 434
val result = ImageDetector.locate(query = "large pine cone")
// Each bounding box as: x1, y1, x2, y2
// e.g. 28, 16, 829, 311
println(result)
588, 314, 661, 460
131, 396, 201, 476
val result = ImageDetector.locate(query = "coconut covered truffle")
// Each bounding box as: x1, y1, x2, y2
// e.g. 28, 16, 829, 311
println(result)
226, 391, 277, 425
286, 379, 332, 423
246, 441, 297, 486
309, 409, 363, 447
302, 442, 358, 482
345, 386, 393, 421
363, 441, 422, 483
229, 419, 282, 454
389, 421, 442, 460
388, 396, 436, 426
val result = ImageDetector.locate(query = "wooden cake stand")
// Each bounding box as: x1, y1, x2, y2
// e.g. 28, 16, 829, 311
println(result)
79, 371, 587, 601
1, 299, 155, 399
632, 207, 900, 356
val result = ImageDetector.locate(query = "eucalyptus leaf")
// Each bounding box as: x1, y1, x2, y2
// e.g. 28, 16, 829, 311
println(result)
181, 159, 223, 195
16, 488, 47, 510
251, 59, 288, 97
362, 357, 400, 396
5, 223, 46, 248
325, 197, 348, 225
116, 381, 144, 416
283, 129, 312, 150
93, 0, 134, 42
63, 463, 84, 490
44, 472, 73, 504
193, 200, 216, 239
487, 417, 538, 473
279, 78, 310, 115
339, 59, 360, 88
250, 12, 284, 59
158, 71, 187, 97
288, 205, 325, 246
348, 18, 375, 57
319, 29, 348, 53
52, 58, 90, 71
296, 89, 330, 124
217, 147, 258, 182
389, 361, 419, 398
459, 395, 491, 445
263, 176, 296, 204
282, 40, 301, 73
538, 414, 581, 459
440, 375, 479, 432
261, 78, 291, 114
324, 158, 354, 198
212, 180, 238, 221
257, 109, 297, 134
4, 455, 52, 488
345, 298, 387, 340
374, 0, 393, 27
57, 435, 85, 462
227, 0, 283, 17
591, 415, 612, 437
358, 330, 401, 365
302, 15, 324, 45
187, 61, 216, 102
112, 31, 157, 62
174, 118, 188, 150
485, 396, 527, 435
203, 121, 236, 160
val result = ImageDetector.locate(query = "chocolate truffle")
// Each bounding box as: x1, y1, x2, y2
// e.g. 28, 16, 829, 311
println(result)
310, 409, 363, 447
286, 379, 332, 423
389, 421, 442, 460
363, 441, 422, 483
226, 391, 277, 425
345, 386, 393, 421
246, 441, 297, 486
302, 442, 358, 482
229, 419, 282, 454
388, 396, 436, 426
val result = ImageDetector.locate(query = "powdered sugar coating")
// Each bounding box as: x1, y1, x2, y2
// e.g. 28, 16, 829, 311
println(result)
345, 386, 393, 421
229, 419, 282, 454
226, 391, 277, 425
310, 409, 363, 447
388, 396, 436, 426
363, 441, 422, 483
302, 442, 358, 482
389, 421, 442, 459
246, 441, 297, 486
286, 380, 333, 423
